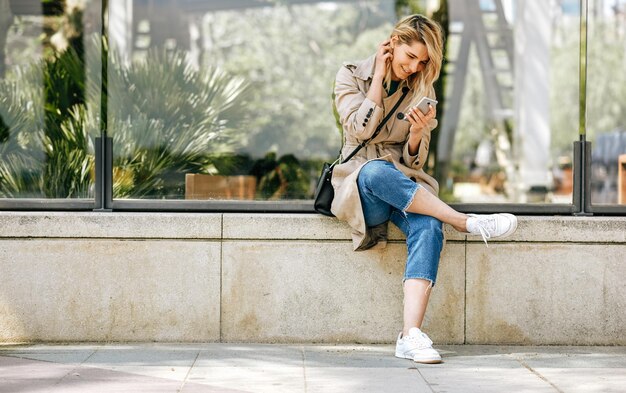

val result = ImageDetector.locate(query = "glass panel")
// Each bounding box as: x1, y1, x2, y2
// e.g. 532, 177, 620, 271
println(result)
0, 0, 101, 199
108, 0, 397, 200
437, 0, 579, 204
587, 0, 626, 205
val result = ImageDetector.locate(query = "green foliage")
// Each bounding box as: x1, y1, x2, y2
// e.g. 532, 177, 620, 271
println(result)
202, 3, 393, 160
0, 35, 250, 199
395, 0, 425, 17
550, 18, 626, 156
41, 47, 92, 197
3, 0, 252, 199
7, 2, 621, 203
208, 153, 255, 177
250, 152, 309, 200
2, 2, 408, 201
0, 70, 45, 197
0, 0, 93, 198
42, 106, 94, 198
108, 47, 251, 198
0, 46, 93, 198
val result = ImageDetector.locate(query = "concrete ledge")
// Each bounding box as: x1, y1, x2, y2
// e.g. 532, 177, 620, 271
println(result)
1, 212, 625, 344
223, 213, 466, 241
494, 216, 626, 243
0, 212, 222, 238
2, 212, 624, 242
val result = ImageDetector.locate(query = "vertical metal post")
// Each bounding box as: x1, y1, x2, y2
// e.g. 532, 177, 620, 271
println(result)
94, 137, 113, 211
94, 0, 112, 212
583, 140, 592, 213
573, 140, 592, 215
574, 0, 593, 216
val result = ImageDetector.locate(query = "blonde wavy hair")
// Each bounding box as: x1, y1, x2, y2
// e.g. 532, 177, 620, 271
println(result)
386, 14, 444, 106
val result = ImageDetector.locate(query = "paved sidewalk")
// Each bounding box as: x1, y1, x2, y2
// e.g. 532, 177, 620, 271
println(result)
1, 344, 625, 393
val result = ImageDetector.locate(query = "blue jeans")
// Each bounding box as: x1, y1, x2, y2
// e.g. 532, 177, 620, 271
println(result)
357, 160, 444, 284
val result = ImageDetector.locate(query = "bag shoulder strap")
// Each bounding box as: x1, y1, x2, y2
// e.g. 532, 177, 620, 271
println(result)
340, 86, 410, 164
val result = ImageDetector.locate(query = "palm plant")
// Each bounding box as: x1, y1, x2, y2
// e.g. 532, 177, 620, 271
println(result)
41, 46, 93, 198
1, 37, 249, 199
0, 45, 95, 198
0, 62, 48, 197
107, 47, 250, 198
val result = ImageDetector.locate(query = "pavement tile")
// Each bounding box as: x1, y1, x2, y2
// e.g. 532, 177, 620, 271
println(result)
0, 356, 72, 393
0, 355, 248, 393
82, 344, 201, 382
412, 346, 550, 392
515, 350, 626, 393
416, 367, 556, 393
187, 365, 305, 393
194, 344, 305, 368
302, 345, 408, 368
55, 366, 186, 393
305, 367, 430, 393
302, 345, 431, 393
0, 344, 625, 393
0, 344, 99, 364
189, 345, 305, 393
515, 350, 626, 368
0, 355, 75, 380
529, 368, 626, 393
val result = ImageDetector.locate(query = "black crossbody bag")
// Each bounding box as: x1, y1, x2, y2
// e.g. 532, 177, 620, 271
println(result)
314, 87, 410, 216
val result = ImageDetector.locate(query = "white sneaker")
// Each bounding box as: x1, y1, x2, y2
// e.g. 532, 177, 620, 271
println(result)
466, 213, 518, 245
395, 327, 442, 364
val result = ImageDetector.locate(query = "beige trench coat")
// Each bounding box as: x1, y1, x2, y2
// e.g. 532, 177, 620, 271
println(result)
330, 55, 440, 251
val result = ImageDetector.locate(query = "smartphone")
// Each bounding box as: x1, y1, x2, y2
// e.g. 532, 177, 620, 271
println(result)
399, 96, 438, 121
414, 96, 438, 115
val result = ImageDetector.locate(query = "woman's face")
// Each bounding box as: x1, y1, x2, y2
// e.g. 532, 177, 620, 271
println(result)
390, 39, 429, 81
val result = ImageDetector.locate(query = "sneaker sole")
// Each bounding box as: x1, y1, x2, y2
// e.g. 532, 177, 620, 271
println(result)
395, 351, 442, 364
413, 357, 442, 364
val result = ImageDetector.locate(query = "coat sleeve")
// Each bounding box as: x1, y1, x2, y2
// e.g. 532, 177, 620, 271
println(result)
334, 66, 384, 141
402, 118, 438, 171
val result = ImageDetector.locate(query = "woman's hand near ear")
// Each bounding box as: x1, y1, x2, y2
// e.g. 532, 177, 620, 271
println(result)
374, 39, 393, 80
367, 39, 393, 107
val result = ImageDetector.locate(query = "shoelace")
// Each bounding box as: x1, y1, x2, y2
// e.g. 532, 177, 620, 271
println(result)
469, 214, 493, 247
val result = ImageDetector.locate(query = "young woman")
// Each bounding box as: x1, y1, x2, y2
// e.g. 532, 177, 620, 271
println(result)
331, 14, 517, 364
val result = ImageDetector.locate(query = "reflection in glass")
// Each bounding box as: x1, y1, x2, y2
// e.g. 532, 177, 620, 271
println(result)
108, 0, 397, 200
587, 0, 626, 205
0, 0, 101, 199
438, 0, 578, 204
105, 0, 584, 204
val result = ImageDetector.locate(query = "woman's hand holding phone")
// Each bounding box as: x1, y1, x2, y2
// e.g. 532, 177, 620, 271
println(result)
405, 102, 436, 155
406, 99, 436, 136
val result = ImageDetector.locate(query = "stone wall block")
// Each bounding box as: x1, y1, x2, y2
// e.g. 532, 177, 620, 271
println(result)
0, 240, 221, 342
466, 243, 626, 345
221, 240, 464, 343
